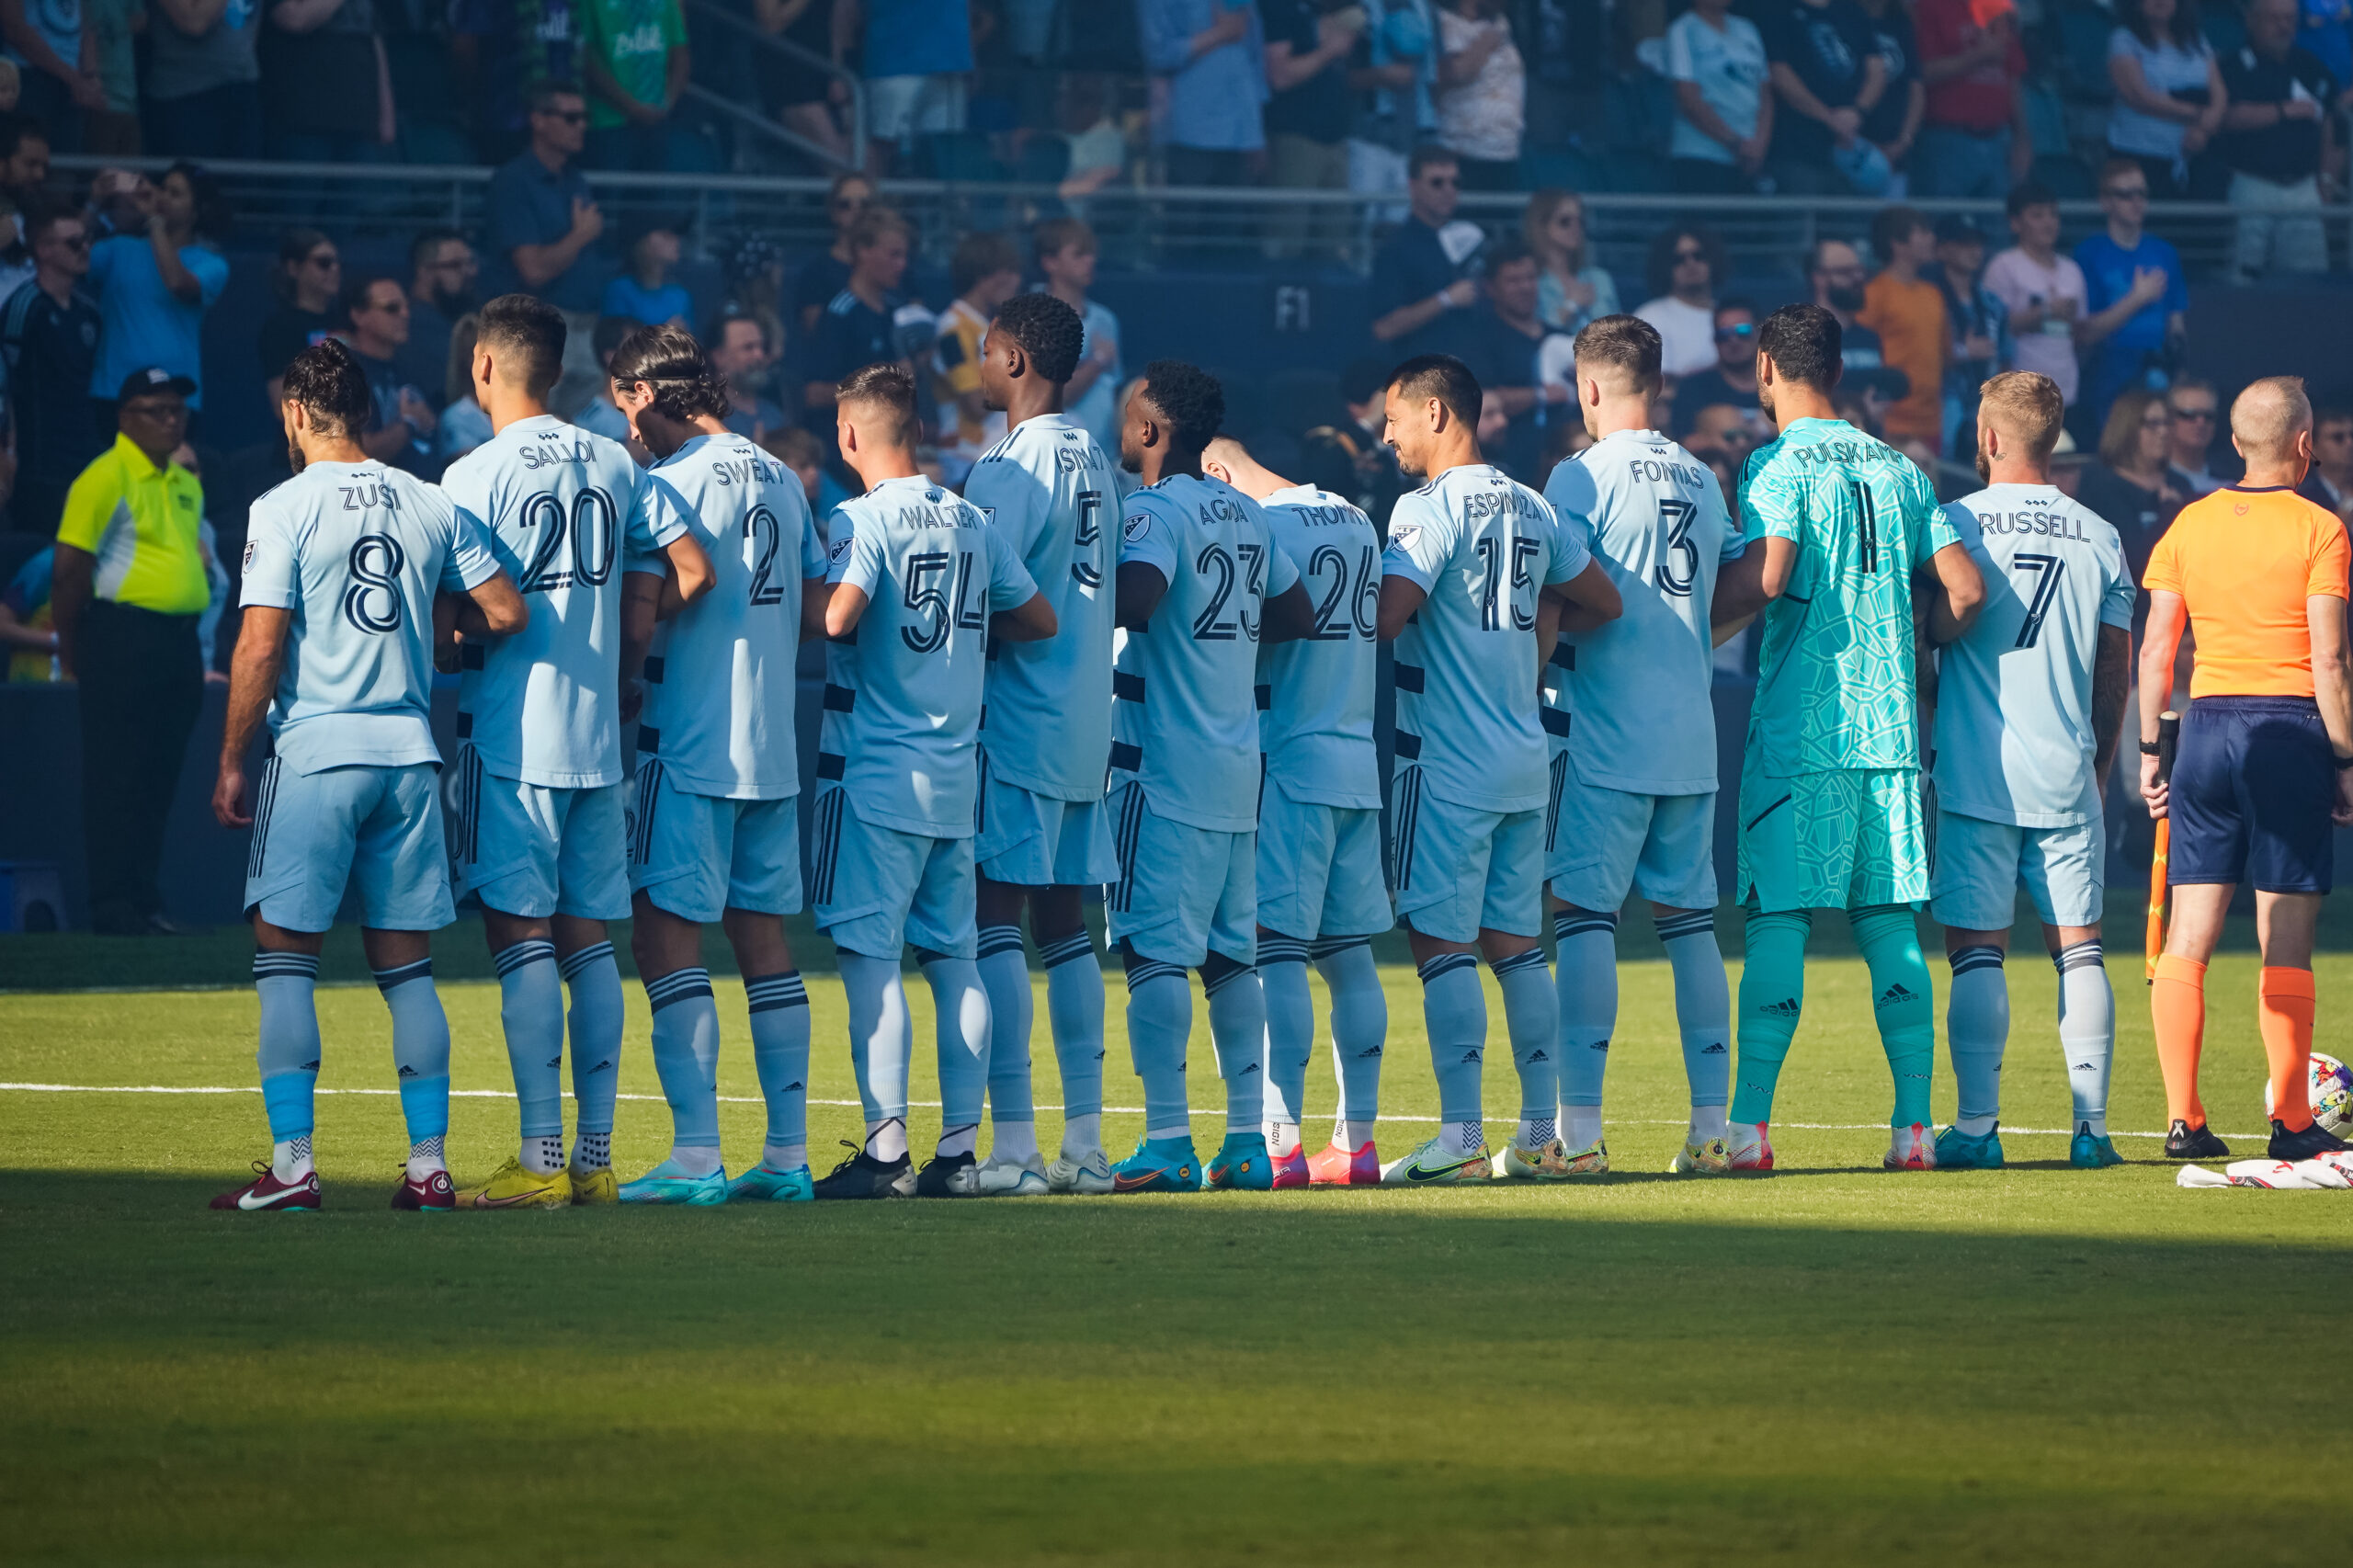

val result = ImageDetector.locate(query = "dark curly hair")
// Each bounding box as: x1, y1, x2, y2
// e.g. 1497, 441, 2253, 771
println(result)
608, 322, 730, 424
1755, 302, 1843, 394
991, 291, 1084, 386
1138, 359, 1223, 454
281, 336, 374, 438
1643, 222, 1727, 301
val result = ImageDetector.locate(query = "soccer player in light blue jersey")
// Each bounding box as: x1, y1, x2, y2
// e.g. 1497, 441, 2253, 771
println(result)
1929, 371, 2135, 1172
437, 296, 715, 1210
1201, 432, 1392, 1188
1377, 353, 1621, 1186
1105, 360, 1313, 1194
809, 362, 1056, 1199
1540, 315, 1742, 1177
962, 293, 1123, 1198
209, 339, 526, 1212
610, 324, 832, 1206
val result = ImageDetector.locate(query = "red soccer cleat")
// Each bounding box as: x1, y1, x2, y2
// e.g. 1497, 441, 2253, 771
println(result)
1307, 1139, 1381, 1187
392, 1168, 456, 1210
1270, 1144, 1310, 1188
210, 1161, 322, 1212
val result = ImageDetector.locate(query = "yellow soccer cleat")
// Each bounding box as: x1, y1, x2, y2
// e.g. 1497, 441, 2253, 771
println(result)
456, 1155, 574, 1210
1669, 1137, 1732, 1175
568, 1165, 619, 1206
1493, 1137, 1573, 1180
1561, 1138, 1610, 1176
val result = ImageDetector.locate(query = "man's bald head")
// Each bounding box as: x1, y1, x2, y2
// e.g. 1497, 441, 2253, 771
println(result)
2233, 375, 2313, 465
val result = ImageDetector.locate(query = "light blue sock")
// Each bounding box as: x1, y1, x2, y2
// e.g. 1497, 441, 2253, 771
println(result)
1552, 910, 1617, 1120
254, 949, 321, 1143
377, 959, 450, 1156
2055, 939, 2114, 1136
1730, 908, 1810, 1126
642, 966, 720, 1150
494, 938, 563, 1142
1257, 936, 1313, 1129
1418, 952, 1486, 1129
923, 954, 990, 1156
1947, 945, 2008, 1133
745, 971, 810, 1153
1657, 910, 1731, 1116
1852, 903, 1936, 1129
1313, 937, 1385, 1126
838, 950, 911, 1128
1495, 946, 1557, 1139
1123, 955, 1192, 1138
1205, 962, 1266, 1134
560, 941, 623, 1142
1041, 930, 1105, 1122
977, 926, 1034, 1130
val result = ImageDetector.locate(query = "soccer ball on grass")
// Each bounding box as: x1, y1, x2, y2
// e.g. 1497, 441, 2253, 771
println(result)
2263, 1051, 2353, 1137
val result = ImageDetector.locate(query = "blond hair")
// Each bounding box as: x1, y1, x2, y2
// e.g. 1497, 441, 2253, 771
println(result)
1977, 370, 2065, 462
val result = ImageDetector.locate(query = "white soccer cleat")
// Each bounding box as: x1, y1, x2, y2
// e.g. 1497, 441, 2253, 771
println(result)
1884, 1123, 1938, 1170
1047, 1147, 1115, 1195
2290, 1156, 2353, 1189
1726, 1122, 1774, 1171
1492, 1138, 1573, 1181
976, 1151, 1049, 1196
2221, 1159, 2325, 1188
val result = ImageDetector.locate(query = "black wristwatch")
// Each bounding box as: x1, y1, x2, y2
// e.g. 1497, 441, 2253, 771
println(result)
2139, 740, 2162, 756
2335, 752, 2353, 772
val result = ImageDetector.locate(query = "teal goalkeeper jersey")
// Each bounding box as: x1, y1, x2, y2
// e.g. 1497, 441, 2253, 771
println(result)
1739, 417, 1957, 778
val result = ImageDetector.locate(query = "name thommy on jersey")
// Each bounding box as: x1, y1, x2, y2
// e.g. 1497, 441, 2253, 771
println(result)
1111, 472, 1301, 833
1933, 483, 2135, 827
1543, 428, 1739, 797
442, 414, 686, 790
634, 433, 824, 801
1258, 483, 1381, 810
969, 413, 1118, 803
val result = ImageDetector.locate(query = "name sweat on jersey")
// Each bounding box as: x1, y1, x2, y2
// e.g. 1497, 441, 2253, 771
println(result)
1257, 483, 1382, 810
968, 413, 1118, 802
240, 460, 501, 773
443, 414, 689, 790
1933, 483, 2135, 827
823, 474, 1039, 836
1384, 463, 1588, 814
631, 433, 824, 801
1113, 472, 1302, 833
1738, 416, 1958, 778
1543, 429, 1741, 796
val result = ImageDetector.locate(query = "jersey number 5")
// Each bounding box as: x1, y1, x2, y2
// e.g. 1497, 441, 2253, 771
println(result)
1072, 490, 1104, 588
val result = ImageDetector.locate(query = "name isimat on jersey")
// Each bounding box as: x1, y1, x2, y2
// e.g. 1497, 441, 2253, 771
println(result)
514, 431, 597, 471
1976, 506, 2092, 541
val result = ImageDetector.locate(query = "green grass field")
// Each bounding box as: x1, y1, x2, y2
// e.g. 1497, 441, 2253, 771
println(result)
5, 911, 2350, 1566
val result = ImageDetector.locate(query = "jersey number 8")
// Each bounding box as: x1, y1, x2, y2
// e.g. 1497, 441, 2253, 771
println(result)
341, 533, 406, 634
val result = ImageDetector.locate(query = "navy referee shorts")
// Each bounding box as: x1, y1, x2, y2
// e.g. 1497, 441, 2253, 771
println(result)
2169, 696, 2335, 894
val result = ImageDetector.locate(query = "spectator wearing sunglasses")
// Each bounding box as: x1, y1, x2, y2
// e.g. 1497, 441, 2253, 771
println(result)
1668, 297, 1763, 439
793, 171, 874, 336
1633, 223, 1726, 377
336, 273, 439, 474
1369, 143, 1484, 358
481, 80, 608, 413
2163, 374, 2233, 494
1, 199, 102, 536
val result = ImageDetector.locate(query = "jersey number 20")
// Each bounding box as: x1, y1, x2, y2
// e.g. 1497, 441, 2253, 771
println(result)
520, 487, 618, 594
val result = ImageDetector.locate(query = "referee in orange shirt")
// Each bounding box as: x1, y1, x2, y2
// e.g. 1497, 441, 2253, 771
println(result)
2140, 375, 2353, 1164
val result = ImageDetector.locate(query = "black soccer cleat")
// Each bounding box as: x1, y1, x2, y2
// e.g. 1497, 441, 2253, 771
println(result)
2268, 1119, 2349, 1162
2164, 1119, 2230, 1160
811, 1141, 914, 1199
915, 1150, 978, 1198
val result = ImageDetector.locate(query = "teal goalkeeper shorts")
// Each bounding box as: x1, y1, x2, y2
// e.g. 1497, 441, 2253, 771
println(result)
1736, 765, 1927, 913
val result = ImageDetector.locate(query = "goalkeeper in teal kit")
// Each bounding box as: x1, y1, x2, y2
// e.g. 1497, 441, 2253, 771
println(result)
1711, 304, 1986, 1171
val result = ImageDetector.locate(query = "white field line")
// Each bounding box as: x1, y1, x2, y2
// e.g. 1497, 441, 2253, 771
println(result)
0, 1084, 2259, 1142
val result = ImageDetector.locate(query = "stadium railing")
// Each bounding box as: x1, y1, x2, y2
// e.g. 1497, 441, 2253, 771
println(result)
51, 156, 2353, 283
676, 0, 866, 174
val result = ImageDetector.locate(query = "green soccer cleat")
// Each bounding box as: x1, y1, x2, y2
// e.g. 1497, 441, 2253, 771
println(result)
727, 1163, 814, 1202
1932, 1125, 2003, 1170
1207, 1132, 1273, 1190
1109, 1135, 1202, 1194
2070, 1128, 2125, 1168
618, 1158, 729, 1205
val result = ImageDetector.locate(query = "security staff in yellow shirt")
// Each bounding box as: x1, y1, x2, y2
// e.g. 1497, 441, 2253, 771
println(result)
51, 367, 209, 935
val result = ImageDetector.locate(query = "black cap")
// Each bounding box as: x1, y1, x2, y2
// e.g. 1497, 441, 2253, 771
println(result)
1934, 212, 1989, 245
119, 365, 196, 402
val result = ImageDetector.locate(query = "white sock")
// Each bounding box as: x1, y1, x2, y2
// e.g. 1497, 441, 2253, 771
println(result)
521, 1133, 565, 1176
1516, 1113, 1556, 1148
1336, 1119, 1376, 1153
839, 951, 913, 1143
667, 1144, 722, 1177
761, 1142, 808, 1172
407, 1134, 445, 1181
1449, 1118, 1486, 1155
573, 1131, 611, 1171
273, 1132, 313, 1181
1688, 1106, 1729, 1142
864, 1117, 908, 1162
1564, 1108, 1603, 1150
1553, 910, 1617, 1140
2057, 939, 2114, 1139
1264, 1120, 1302, 1156
937, 1122, 979, 1159
1062, 1112, 1102, 1156
991, 1120, 1040, 1165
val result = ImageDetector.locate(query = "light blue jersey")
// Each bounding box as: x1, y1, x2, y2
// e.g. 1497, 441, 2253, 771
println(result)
1384, 462, 1587, 814
634, 432, 824, 801
442, 414, 688, 789
1933, 483, 2135, 827
1257, 482, 1381, 810
1543, 428, 1741, 795
969, 413, 1119, 802
1111, 472, 1302, 833
239, 460, 500, 774
823, 474, 1039, 836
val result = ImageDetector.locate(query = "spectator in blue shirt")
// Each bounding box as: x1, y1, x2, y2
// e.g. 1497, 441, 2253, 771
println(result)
844, 0, 972, 176
83, 163, 231, 419
2074, 154, 2188, 425
1369, 142, 1482, 358
481, 80, 608, 411
602, 221, 689, 325
1138, 0, 1267, 185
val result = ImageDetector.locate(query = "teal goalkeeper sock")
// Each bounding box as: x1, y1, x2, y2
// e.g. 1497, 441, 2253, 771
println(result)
1852, 904, 1936, 1128
1730, 909, 1811, 1125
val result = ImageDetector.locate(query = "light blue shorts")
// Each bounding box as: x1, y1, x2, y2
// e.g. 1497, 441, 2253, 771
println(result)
1546, 767, 1719, 912
1256, 778, 1391, 941
244, 758, 454, 933
973, 764, 1119, 888
447, 744, 631, 922
627, 756, 803, 925
1389, 767, 1543, 944
1929, 807, 2104, 931
809, 786, 977, 960
1106, 780, 1256, 968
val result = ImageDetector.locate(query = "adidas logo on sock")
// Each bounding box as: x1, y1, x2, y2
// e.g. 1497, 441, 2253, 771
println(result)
1241, 1063, 1260, 1074
587, 1060, 612, 1074
1460, 1049, 1483, 1063
1702, 1042, 1727, 1054
1529, 1049, 1549, 1062
1588, 1040, 1609, 1052
1356, 1045, 1383, 1058
1761, 998, 1801, 1017
1876, 983, 1919, 1007
397, 1064, 416, 1077
2073, 1062, 2095, 1072
301, 1060, 322, 1073
786, 1080, 804, 1091
545, 1055, 562, 1069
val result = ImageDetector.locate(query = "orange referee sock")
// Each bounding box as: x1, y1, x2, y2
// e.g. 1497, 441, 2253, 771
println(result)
2151, 954, 2209, 1129
2259, 967, 2317, 1133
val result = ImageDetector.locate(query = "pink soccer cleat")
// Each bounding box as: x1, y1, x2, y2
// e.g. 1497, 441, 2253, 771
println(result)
1270, 1144, 1310, 1188
1726, 1122, 1775, 1172
1307, 1140, 1380, 1187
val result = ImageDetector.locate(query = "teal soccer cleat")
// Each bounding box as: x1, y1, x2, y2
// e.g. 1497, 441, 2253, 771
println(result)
1207, 1132, 1273, 1190
1108, 1135, 1201, 1194
726, 1163, 814, 1202
618, 1158, 729, 1205
2070, 1128, 2125, 1168
1932, 1125, 2004, 1170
